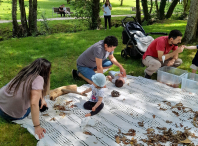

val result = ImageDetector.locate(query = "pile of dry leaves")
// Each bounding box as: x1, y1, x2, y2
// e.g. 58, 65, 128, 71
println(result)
115, 127, 198, 145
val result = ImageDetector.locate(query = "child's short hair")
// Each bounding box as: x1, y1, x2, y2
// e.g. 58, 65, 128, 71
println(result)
115, 79, 123, 87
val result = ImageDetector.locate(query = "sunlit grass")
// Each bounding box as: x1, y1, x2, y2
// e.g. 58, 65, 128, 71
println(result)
0, 0, 184, 20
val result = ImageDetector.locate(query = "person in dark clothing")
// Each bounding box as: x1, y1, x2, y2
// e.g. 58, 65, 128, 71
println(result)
185, 45, 198, 74
59, 5, 65, 17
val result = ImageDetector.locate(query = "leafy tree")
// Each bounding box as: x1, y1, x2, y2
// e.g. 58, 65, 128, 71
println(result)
72, 0, 101, 30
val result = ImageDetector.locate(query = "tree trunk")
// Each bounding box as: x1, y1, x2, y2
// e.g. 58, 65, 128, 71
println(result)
155, 0, 159, 17
120, 0, 123, 6
149, 0, 153, 14
141, 0, 150, 21
182, 0, 198, 43
29, 0, 33, 32
19, 0, 29, 36
12, 0, 18, 37
33, 0, 37, 33
165, 0, 180, 19
136, 0, 141, 25
92, 0, 100, 29
159, 0, 166, 20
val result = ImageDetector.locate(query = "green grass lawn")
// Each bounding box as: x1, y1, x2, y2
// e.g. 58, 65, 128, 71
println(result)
0, 0, 136, 20
0, 19, 197, 145
0, 0, 184, 20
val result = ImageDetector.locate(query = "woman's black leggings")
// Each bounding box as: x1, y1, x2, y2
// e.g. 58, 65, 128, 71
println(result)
83, 101, 104, 116
104, 15, 111, 29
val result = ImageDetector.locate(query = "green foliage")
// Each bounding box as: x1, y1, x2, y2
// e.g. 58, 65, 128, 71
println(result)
71, 0, 102, 29
0, 0, 136, 21
71, 0, 93, 29
39, 12, 51, 35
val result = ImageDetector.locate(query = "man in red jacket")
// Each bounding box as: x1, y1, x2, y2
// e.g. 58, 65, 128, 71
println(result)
142, 30, 185, 79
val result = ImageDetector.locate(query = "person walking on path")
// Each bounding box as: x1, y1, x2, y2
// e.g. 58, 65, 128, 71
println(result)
0, 58, 51, 139
142, 30, 185, 79
102, 0, 112, 30
72, 36, 126, 85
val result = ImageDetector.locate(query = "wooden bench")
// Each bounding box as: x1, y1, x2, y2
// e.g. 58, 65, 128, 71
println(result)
52, 7, 73, 17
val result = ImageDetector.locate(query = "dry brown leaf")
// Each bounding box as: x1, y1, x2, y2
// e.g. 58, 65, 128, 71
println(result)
118, 129, 121, 134
162, 101, 171, 106
138, 121, 144, 127
70, 104, 78, 108
191, 133, 198, 138
179, 138, 191, 144
166, 120, 172, 123
180, 123, 183, 127
53, 105, 66, 111
159, 107, 167, 111
184, 127, 191, 130
115, 135, 120, 144
177, 107, 181, 110
123, 129, 136, 136
50, 117, 56, 121
42, 114, 49, 116
65, 100, 73, 105
146, 128, 154, 134
59, 112, 66, 117
83, 131, 92, 135
156, 127, 167, 130
120, 136, 126, 142
172, 111, 179, 116
152, 115, 156, 119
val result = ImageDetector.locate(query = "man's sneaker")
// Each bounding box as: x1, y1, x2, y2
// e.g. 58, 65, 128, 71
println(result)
72, 69, 79, 80
144, 72, 151, 79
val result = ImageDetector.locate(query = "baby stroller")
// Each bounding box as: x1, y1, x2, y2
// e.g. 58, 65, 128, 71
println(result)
121, 16, 167, 59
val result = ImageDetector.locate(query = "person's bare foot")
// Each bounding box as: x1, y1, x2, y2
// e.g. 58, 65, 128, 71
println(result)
85, 113, 91, 117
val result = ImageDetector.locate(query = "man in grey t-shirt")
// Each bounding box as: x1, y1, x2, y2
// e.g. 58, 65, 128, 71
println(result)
72, 36, 126, 85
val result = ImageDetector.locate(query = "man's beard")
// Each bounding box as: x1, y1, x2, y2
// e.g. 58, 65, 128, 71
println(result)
170, 41, 178, 46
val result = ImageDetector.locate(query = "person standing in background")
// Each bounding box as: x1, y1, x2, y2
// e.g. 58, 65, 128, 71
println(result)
102, 0, 112, 30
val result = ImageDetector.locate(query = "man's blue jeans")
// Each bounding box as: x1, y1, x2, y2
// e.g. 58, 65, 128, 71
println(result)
77, 59, 113, 81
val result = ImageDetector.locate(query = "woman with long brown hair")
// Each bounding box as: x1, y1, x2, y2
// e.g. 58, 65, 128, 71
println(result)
0, 58, 51, 139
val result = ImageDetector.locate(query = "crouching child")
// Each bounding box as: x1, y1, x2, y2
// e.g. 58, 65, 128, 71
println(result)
81, 73, 106, 117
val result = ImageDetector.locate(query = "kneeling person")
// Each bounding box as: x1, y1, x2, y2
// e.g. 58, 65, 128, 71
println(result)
72, 36, 126, 85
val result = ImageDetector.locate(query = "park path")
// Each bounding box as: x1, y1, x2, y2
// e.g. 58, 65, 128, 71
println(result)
0, 14, 135, 24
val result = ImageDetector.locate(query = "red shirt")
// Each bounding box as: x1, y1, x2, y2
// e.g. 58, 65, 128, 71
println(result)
142, 36, 178, 60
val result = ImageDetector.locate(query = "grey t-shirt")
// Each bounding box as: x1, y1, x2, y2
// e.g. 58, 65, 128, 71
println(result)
77, 40, 113, 68
0, 76, 44, 118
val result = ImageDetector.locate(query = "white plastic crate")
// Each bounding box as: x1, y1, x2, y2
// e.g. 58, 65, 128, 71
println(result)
181, 72, 198, 94
157, 66, 187, 88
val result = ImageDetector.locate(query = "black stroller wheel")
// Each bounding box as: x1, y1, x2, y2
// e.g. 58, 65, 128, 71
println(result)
121, 50, 127, 59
